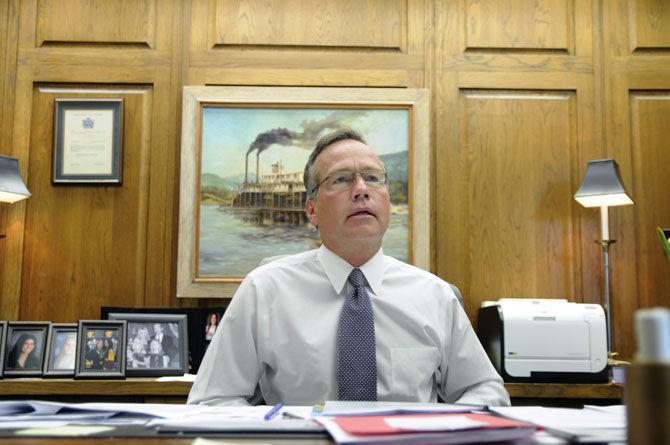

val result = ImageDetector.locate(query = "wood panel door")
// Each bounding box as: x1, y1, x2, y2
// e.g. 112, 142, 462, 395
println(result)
19, 85, 153, 321
435, 0, 603, 332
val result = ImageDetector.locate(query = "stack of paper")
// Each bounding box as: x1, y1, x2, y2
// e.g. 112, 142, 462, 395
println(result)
314, 402, 535, 444
317, 412, 535, 444
491, 405, 626, 443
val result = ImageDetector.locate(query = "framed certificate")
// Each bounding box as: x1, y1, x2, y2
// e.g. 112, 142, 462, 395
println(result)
53, 98, 124, 184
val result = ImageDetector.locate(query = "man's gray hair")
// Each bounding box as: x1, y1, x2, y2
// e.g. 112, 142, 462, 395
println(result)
303, 128, 366, 200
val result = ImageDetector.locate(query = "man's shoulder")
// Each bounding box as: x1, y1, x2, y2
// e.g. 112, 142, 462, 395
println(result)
383, 255, 459, 299
383, 255, 443, 283
249, 249, 320, 277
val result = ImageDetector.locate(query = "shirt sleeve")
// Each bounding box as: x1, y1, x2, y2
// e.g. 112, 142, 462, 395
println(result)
187, 276, 261, 406
439, 292, 510, 407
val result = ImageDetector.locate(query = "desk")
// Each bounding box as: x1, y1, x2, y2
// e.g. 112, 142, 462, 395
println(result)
0, 378, 191, 403
0, 440, 332, 444
0, 378, 622, 406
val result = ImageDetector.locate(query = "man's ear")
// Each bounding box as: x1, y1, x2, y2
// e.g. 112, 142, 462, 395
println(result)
305, 198, 318, 227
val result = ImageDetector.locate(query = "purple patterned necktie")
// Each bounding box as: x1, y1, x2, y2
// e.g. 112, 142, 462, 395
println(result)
337, 267, 377, 401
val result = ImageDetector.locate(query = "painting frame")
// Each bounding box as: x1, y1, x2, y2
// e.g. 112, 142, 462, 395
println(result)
53, 98, 124, 184
75, 320, 126, 379
43, 323, 78, 378
177, 86, 430, 299
0, 321, 6, 378
107, 313, 189, 377
2, 321, 50, 377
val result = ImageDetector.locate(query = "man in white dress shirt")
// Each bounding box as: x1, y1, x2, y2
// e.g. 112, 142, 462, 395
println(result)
188, 129, 510, 407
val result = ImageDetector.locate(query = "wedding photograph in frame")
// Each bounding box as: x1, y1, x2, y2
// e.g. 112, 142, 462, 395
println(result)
43, 323, 78, 377
53, 98, 124, 184
108, 313, 188, 377
75, 320, 126, 379
3, 322, 50, 377
177, 87, 430, 299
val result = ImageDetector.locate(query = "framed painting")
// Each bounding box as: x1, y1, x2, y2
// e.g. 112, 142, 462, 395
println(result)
177, 87, 430, 299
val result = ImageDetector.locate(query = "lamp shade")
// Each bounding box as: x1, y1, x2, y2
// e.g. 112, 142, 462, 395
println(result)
574, 159, 633, 208
0, 155, 31, 203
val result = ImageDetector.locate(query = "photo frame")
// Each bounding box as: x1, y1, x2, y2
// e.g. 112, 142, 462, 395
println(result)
201, 309, 226, 356
101, 306, 206, 373
53, 98, 124, 184
75, 320, 126, 379
43, 323, 78, 377
107, 313, 188, 377
3, 322, 50, 377
177, 87, 430, 299
0, 321, 6, 378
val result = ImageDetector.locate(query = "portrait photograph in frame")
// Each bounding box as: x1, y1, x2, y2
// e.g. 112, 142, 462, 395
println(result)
108, 313, 188, 377
177, 87, 430, 299
0, 321, 6, 378
43, 323, 78, 377
53, 98, 124, 184
75, 320, 126, 379
3, 322, 50, 377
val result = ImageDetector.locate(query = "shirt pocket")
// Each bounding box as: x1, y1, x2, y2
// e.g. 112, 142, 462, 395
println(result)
390, 347, 439, 401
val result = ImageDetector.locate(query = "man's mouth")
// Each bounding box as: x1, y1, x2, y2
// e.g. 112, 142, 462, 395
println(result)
347, 209, 376, 219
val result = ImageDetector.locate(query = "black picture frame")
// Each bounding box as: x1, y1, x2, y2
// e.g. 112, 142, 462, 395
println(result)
107, 313, 189, 377
75, 320, 126, 379
53, 98, 124, 184
0, 321, 6, 378
201, 309, 225, 356
101, 306, 213, 374
3, 322, 50, 377
43, 323, 78, 377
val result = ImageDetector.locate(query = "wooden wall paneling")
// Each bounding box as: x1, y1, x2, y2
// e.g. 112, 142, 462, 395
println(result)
464, 0, 571, 51
0, 64, 33, 321
35, 0, 157, 48
145, 71, 176, 308
629, 92, 670, 308
603, 70, 670, 359
460, 89, 578, 303
436, 0, 601, 325
18, 0, 173, 68
601, 0, 670, 359
436, 74, 602, 322
0, 1, 18, 296
209, 0, 405, 51
187, 0, 427, 88
629, 0, 670, 52
20, 84, 153, 322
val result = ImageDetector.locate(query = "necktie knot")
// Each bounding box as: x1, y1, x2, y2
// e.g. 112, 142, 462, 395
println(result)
348, 268, 365, 288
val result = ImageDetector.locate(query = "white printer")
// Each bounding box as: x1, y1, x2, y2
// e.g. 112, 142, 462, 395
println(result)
477, 298, 608, 383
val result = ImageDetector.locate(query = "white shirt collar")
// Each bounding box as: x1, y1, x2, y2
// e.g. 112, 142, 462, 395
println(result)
317, 244, 385, 296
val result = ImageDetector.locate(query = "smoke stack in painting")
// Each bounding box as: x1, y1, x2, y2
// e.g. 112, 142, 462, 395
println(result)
246, 128, 298, 183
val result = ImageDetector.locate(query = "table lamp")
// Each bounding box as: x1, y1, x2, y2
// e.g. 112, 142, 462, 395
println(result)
0, 154, 31, 238
574, 159, 633, 353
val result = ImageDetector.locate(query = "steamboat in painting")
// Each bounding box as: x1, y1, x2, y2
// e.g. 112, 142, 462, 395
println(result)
231, 159, 308, 226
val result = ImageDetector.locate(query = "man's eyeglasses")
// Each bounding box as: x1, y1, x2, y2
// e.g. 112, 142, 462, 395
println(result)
312, 168, 388, 194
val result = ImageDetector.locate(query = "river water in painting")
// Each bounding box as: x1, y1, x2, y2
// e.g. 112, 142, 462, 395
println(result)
198, 203, 408, 276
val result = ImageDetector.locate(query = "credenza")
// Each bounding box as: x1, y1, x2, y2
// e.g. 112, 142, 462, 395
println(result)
0, 378, 623, 406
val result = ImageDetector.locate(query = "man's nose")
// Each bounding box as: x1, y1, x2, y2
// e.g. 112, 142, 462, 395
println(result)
350, 174, 370, 200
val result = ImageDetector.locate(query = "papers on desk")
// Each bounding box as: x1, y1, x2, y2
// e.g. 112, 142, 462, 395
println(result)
320, 401, 483, 416
317, 412, 536, 444
148, 405, 325, 435
491, 405, 627, 443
